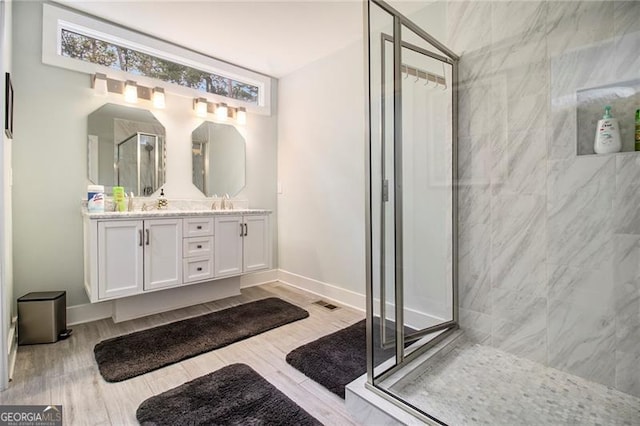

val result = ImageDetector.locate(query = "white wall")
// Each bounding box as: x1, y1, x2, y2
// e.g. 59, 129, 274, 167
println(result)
0, 0, 13, 389
12, 1, 277, 307
277, 37, 366, 299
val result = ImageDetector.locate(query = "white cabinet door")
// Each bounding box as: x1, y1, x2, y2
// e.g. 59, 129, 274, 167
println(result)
243, 215, 271, 272
214, 215, 243, 277
144, 218, 183, 290
98, 220, 144, 299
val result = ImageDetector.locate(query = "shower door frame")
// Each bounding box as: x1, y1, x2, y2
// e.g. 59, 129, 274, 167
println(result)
364, 0, 459, 421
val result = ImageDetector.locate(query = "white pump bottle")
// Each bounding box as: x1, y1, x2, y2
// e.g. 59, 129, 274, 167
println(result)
594, 106, 621, 154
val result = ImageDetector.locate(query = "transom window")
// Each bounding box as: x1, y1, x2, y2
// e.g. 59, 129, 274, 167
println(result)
42, 3, 272, 115
60, 29, 259, 104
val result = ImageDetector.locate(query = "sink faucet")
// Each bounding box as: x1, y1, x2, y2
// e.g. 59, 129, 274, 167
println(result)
221, 194, 233, 210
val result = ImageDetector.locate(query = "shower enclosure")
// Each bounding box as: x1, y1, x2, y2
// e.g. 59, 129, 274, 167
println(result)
364, 1, 640, 424
365, 0, 458, 421
116, 132, 164, 196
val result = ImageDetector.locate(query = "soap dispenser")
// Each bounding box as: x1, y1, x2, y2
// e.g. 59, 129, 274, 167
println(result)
157, 188, 168, 210
594, 106, 621, 154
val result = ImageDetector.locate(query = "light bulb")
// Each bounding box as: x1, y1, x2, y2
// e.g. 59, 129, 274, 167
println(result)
124, 80, 138, 103
216, 103, 228, 121
92, 73, 108, 96
195, 98, 208, 118
152, 87, 165, 109
236, 107, 247, 125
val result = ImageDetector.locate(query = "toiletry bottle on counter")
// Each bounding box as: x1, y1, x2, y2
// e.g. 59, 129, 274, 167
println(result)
113, 186, 126, 212
87, 185, 104, 213
635, 109, 640, 151
594, 106, 621, 154
157, 188, 168, 210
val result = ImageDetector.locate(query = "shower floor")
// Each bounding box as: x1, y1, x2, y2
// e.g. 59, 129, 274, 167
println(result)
387, 334, 640, 425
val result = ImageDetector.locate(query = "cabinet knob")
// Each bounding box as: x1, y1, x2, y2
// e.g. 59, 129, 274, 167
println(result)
196, 225, 202, 230
196, 245, 202, 249
196, 267, 203, 271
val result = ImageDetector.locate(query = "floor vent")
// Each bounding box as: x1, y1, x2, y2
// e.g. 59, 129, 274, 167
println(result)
313, 300, 339, 310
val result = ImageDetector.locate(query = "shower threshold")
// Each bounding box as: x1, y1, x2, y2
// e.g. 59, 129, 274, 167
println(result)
384, 332, 640, 425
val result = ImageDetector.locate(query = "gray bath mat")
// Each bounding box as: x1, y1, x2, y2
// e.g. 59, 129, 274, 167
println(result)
287, 320, 368, 398
286, 319, 410, 398
94, 297, 309, 382
136, 363, 321, 426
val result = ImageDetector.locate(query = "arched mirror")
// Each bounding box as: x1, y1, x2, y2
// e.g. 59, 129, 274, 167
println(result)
192, 121, 246, 197
88, 103, 166, 196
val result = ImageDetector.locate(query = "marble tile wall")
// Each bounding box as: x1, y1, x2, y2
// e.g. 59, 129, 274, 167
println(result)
450, 0, 640, 397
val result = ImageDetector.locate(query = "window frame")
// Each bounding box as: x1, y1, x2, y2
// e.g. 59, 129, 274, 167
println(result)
42, 3, 272, 115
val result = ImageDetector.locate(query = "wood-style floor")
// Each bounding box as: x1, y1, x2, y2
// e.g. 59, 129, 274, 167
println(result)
0, 282, 364, 425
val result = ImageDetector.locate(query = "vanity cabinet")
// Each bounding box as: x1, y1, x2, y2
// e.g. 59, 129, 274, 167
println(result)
84, 210, 271, 303
97, 218, 182, 299
143, 219, 183, 291
243, 214, 271, 273
97, 220, 144, 299
214, 214, 271, 278
214, 215, 244, 277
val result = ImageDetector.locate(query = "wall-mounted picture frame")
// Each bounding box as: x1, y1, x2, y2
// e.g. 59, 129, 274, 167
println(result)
5, 72, 13, 139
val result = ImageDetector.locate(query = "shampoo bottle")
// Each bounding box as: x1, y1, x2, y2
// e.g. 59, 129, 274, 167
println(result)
635, 109, 640, 151
594, 106, 621, 154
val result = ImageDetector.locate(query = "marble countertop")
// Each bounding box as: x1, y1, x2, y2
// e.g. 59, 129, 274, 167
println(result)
83, 208, 272, 219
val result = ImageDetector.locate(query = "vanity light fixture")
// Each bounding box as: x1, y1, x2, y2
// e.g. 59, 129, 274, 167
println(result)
216, 103, 228, 121
236, 107, 247, 125
194, 97, 208, 118
90, 73, 169, 109
152, 87, 165, 109
92, 73, 108, 96
124, 80, 138, 103
91, 73, 246, 123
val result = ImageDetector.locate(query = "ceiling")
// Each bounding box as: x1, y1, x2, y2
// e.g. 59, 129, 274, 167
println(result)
54, 0, 367, 78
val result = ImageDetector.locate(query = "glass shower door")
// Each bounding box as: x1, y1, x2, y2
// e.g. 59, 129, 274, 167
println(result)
366, 0, 458, 398
398, 26, 456, 357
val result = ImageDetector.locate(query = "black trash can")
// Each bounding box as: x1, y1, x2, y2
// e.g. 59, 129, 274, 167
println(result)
17, 291, 67, 345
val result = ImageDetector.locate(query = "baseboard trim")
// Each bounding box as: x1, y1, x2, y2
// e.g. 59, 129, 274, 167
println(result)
277, 269, 365, 312
276, 270, 443, 329
373, 299, 446, 330
240, 269, 278, 289
67, 301, 113, 326
66, 268, 442, 328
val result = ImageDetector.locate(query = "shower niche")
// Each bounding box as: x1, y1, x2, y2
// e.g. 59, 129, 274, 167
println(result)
576, 79, 640, 156
87, 103, 166, 196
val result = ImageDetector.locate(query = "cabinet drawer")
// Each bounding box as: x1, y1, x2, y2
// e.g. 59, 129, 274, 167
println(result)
183, 237, 213, 258
183, 257, 213, 283
183, 218, 214, 237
